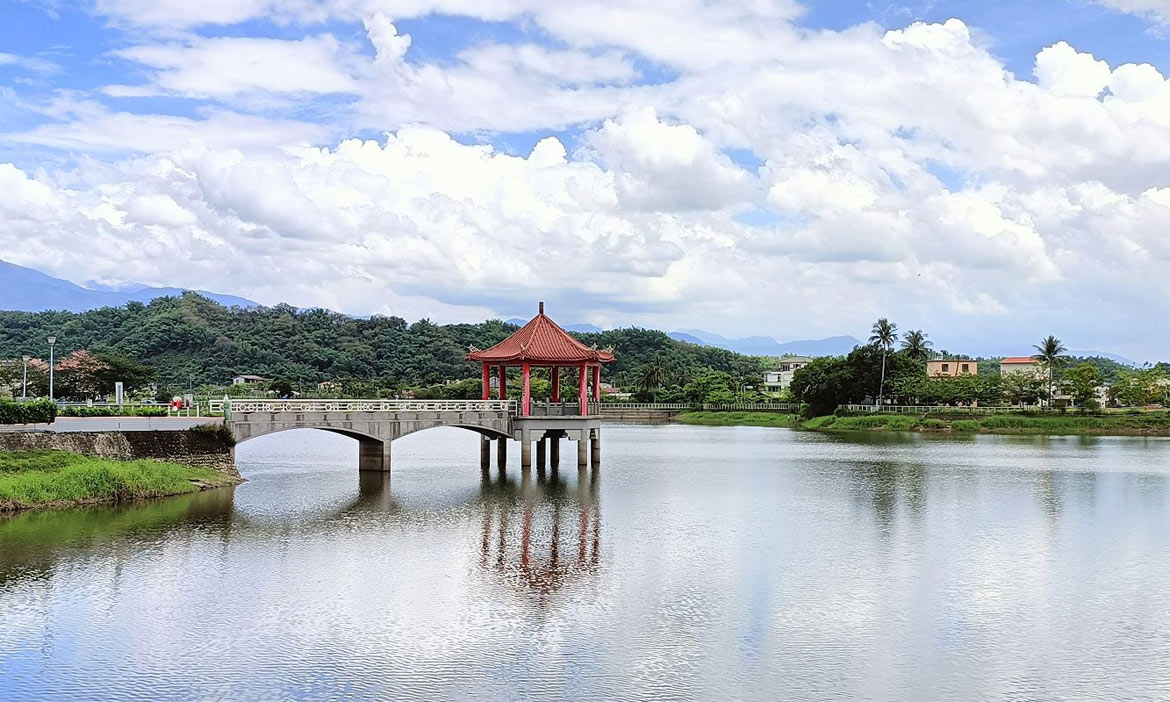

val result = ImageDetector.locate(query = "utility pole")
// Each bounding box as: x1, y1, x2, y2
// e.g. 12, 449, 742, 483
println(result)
47, 336, 56, 401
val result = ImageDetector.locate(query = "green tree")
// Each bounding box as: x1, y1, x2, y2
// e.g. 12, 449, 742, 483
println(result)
1002, 371, 1047, 406
869, 318, 898, 404
1110, 366, 1169, 407
1063, 362, 1104, 410
682, 370, 736, 403
1032, 335, 1068, 407
900, 329, 933, 363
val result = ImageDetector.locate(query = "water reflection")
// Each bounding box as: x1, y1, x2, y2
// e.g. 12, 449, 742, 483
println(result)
6, 427, 1170, 702
478, 468, 601, 596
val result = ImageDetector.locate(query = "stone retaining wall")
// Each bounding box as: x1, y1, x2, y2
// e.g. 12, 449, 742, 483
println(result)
0, 430, 238, 477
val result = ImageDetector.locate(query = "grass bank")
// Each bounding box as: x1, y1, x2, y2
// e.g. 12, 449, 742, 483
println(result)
0, 450, 238, 512
677, 410, 1170, 437
806, 412, 1170, 436
676, 411, 799, 428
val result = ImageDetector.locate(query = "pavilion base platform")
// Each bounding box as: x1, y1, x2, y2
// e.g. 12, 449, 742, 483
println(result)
512, 417, 601, 472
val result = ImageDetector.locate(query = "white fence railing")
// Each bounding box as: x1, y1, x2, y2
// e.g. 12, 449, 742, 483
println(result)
211, 399, 515, 415
840, 404, 1046, 415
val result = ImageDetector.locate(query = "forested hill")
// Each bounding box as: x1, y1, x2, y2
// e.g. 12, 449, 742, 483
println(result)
0, 293, 769, 393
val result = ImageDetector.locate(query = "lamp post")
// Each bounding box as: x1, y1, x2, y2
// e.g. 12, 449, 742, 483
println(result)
47, 336, 56, 401
21, 355, 29, 400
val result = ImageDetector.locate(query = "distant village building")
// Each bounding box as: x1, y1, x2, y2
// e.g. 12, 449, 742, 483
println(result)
763, 356, 813, 393
999, 358, 1044, 377
231, 374, 268, 385
927, 359, 977, 377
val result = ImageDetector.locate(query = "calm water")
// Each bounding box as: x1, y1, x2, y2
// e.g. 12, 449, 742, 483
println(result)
3, 425, 1170, 701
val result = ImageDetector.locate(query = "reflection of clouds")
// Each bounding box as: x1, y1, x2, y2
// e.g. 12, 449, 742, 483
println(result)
478, 471, 601, 596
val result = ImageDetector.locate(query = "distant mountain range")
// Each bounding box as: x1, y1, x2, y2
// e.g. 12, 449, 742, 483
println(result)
2, 261, 1140, 364
669, 329, 863, 357
0, 259, 257, 312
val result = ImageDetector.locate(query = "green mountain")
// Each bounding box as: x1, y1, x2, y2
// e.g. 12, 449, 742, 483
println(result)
0, 293, 769, 395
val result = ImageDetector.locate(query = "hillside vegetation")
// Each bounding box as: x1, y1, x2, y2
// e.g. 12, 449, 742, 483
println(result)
0, 293, 770, 398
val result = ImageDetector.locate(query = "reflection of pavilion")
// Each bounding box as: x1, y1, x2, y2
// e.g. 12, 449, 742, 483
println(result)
479, 471, 601, 595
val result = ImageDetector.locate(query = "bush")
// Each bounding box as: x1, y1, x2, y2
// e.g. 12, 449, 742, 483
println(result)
58, 405, 169, 418
189, 422, 237, 447
952, 420, 981, 433
0, 399, 58, 424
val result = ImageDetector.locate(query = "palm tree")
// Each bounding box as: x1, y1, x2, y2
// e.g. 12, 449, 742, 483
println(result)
1032, 335, 1069, 408
638, 353, 668, 394
901, 330, 933, 363
869, 318, 899, 405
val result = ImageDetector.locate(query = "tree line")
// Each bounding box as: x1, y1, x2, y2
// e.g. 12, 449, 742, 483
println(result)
0, 293, 771, 402
790, 320, 1166, 416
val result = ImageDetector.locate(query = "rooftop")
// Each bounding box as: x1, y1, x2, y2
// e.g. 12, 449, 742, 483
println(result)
468, 303, 615, 365
1001, 357, 1039, 364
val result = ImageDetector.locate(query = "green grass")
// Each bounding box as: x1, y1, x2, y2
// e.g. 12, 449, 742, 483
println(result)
676, 411, 798, 428
0, 450, 237, 512
674, 409, 1170, 437
807, 412, 1170, 436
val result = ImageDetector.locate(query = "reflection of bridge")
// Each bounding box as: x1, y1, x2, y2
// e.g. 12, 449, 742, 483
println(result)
211, 398, 602, 473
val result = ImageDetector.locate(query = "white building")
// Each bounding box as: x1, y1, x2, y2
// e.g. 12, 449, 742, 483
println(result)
231, 374, 268, 385
763, 356, 813, 394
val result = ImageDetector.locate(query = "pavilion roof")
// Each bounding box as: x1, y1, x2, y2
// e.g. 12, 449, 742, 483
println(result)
468, 304, 615, 365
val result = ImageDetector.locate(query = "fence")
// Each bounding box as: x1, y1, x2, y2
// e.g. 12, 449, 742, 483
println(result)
208, 399, 514, 415
839, 404, 1046, 415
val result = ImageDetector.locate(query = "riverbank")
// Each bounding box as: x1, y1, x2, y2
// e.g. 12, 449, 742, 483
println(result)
675, 411, 799, 428
0, 450, 240, 512
675, 411, 1170, 436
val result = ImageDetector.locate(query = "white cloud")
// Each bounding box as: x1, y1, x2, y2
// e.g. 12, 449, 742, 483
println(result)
107, 35, 362, 98
6, 6, 1170, 357
1086, 0, 1170, 26
1034, 42, 1112, 97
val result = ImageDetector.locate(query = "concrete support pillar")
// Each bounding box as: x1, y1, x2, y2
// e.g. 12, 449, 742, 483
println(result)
521, 439, 532, 469
358, 439, 391, 472
577, 437, 588, 469
549, 435, 560, 468
535, 437, 546, 469
590, 428, 601, 470
480, 435, 491, 470
497, 438, 507, 468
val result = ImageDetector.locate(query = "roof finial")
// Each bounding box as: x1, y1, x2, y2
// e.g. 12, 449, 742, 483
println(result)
539, 301, 544, 315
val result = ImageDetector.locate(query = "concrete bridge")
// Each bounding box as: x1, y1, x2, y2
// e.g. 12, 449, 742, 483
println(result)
210, 398, 602, 473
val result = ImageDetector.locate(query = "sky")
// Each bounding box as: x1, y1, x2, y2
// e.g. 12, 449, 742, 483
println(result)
1, 0, 1170, 360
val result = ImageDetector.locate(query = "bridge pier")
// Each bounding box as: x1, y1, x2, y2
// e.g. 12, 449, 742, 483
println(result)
358, 438, 391, 472
480, 435, 491, 471
550, 435, 560, 468
497, 437, 507, 468
590, 428, 601, 469
521, 439, 532, 469
535, 438, 546, 470
577, 437, 588, 469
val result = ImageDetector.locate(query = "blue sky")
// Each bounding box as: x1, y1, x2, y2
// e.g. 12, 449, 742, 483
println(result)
1, 0, 1170, 359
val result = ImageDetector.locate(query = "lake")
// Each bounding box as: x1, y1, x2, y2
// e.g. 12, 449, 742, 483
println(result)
3, 424, 1170, 701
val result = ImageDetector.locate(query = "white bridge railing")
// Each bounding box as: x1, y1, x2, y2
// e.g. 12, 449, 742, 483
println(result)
210, 399, 515, 415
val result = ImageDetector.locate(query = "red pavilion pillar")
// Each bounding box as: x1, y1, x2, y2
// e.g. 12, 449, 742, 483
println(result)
481, 363, 490, 401
592, 365, 601, 402
522, 362, 532, 417
578, 363, 588, 416
551, 367, 560, 403
498, 365, 507, 400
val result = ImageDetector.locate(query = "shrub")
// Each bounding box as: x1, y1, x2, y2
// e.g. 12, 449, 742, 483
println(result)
189, 422, 237, 447
952, 420, 981, 433
58, 405, 169, 418
0, 399, 58, 425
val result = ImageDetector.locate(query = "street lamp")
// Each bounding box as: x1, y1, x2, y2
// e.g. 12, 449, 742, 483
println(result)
21, 355, 29, 400
47, 336, 56, 401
